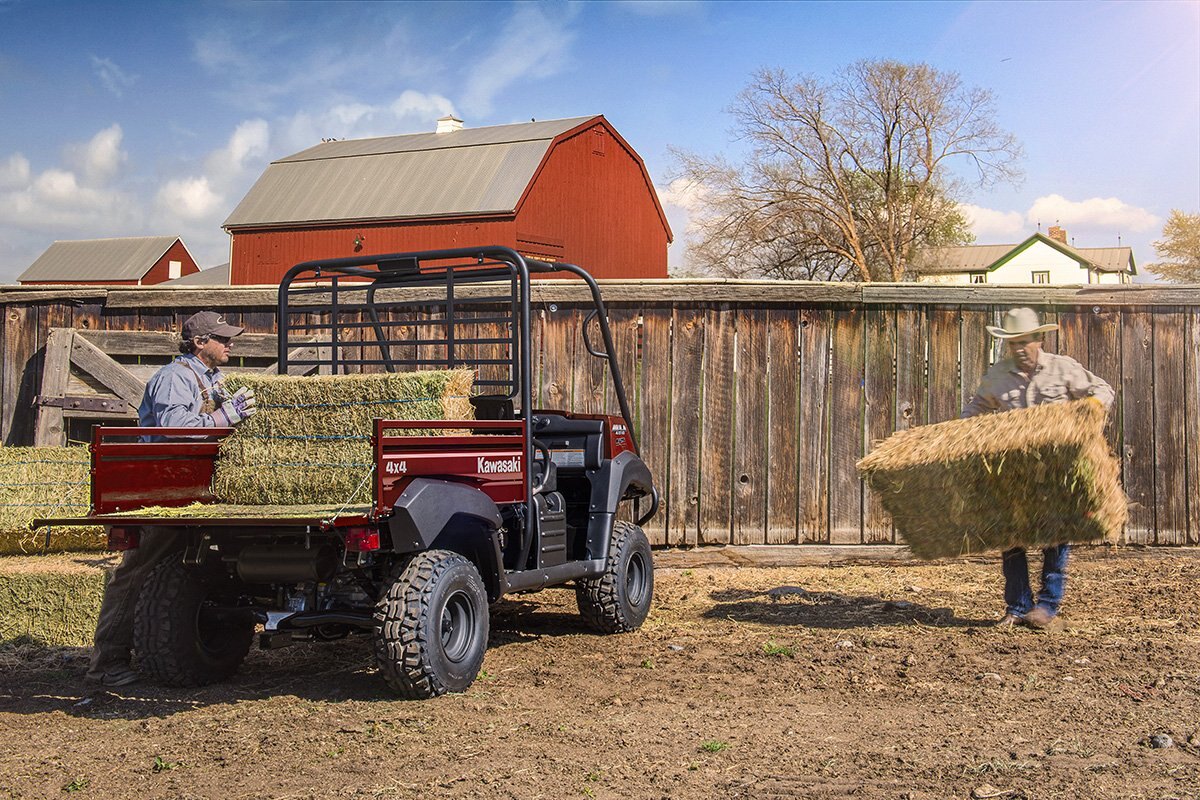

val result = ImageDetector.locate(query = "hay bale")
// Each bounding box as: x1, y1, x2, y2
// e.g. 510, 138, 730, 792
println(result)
857, 399, 1127, 559
0, 447, 106, 555
213, 369, 474, 506
0, 554, 108, 647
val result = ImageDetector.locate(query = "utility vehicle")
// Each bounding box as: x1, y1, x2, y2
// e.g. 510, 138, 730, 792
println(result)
41, 246, 658, 698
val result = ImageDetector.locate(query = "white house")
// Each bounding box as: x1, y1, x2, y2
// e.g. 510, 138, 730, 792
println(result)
915, 226, 1136, 285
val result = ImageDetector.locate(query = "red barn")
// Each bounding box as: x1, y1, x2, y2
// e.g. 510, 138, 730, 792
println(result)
18, 236, 199, 285
222, 115, 672, 284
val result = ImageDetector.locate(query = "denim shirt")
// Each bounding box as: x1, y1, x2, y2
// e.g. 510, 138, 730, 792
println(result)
137, 354, 226, 439
961, 351, 1115, 419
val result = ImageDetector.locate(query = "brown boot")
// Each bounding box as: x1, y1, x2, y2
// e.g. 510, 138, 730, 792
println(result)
994, 614, 1022, 629
1023, 606, 1062, 632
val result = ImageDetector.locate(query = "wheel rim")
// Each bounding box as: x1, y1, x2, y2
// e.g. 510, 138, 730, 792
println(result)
625, 551, 649, 607
439, 589, 476, 663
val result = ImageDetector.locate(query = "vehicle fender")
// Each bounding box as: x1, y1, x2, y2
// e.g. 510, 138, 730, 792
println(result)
388, 478, 506, 601
583, 451, 655, 561
587, 450, 654, 515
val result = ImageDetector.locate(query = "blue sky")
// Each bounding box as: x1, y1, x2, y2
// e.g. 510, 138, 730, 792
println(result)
0, 0, 1196, 282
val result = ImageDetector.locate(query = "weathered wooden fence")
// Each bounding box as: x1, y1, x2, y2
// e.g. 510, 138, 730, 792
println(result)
2, 282, 1197, 547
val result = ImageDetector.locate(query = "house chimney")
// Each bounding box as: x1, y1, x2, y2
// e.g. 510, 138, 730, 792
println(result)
1048, 225, 1068, 245
435, 115, 464, 134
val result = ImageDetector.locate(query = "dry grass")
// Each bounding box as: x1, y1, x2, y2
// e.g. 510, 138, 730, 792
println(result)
857, 399, 1127, 558
212, 370, 474, 506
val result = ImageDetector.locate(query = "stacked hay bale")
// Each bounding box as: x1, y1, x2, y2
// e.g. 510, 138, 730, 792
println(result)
0, 447, 105, 555
0, 554, 107, 646
213, 369, 474, 506
857, 398, 1127, 559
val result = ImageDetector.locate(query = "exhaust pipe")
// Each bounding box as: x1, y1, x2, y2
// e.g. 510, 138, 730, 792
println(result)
236, 544, 338, 584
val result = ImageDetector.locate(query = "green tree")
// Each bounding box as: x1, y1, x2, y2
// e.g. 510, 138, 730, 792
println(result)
671, 61, 1020, 281
1149, 210, 1200, 283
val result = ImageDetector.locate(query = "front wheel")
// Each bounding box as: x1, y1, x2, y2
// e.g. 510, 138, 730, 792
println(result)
576, 521, 654, 633
133, 559, 254, 686
373, 550, 489, 699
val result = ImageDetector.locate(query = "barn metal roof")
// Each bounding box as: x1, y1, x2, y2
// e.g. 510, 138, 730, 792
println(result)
163, 262, 230, 285
223, 116, 599, 228
18, 236, 182, 282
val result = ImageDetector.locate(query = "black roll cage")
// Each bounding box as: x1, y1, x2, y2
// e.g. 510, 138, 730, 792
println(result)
276, 246, 640, 475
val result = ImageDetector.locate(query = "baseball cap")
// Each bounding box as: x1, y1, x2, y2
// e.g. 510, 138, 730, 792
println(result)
182, 311, 244, 340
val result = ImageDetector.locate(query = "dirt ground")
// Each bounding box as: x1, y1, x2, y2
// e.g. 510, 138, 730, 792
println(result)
2, 549, 1199, 800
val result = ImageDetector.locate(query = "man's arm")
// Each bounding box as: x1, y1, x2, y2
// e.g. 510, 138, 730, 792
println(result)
961, 385, 999, 418
1065, 360, 1116, 410
144, 369, 217, 429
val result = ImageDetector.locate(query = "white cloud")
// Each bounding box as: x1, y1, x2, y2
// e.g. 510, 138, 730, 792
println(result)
156, 177, 222, 220
64, 124, 126, 184
461, 4, 576, 116
1026, 194, 1160, 234
0, 154, 30, 189
390, 90, 456, 122
204, 119, 270, 184
90, 55, 137, 98
961, 203, 1025, 240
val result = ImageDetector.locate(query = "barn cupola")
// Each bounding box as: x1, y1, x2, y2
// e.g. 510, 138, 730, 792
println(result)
435, 115, 464, 134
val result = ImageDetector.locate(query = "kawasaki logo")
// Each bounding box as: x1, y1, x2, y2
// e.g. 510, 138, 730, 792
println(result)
477, 455, 521, 474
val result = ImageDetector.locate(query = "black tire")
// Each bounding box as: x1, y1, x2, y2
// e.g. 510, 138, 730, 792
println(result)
576, 521, 654, 634
133, 558, 254, 687
373, 550, 489, 699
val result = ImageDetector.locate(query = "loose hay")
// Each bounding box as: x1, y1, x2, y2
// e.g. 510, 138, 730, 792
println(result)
0, 447, 106, 555
212, 369, 474, 506
856, 399, 1127, 559
109, 501, 371, 521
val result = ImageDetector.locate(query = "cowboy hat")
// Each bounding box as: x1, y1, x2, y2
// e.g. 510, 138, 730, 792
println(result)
985, 307, 1059, 339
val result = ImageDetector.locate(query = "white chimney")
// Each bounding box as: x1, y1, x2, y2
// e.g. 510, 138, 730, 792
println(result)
436, 115, 464, 134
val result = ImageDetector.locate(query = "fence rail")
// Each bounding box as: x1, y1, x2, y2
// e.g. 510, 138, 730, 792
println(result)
2, 281, 1196, 547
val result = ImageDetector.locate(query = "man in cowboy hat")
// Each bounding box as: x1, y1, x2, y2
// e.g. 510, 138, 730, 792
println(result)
85, 311, 258, 687
962, 307, 1114, 631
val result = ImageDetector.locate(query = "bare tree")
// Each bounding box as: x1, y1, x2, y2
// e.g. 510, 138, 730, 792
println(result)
1149, 210, 1200, 283
672, 61, 1021, 281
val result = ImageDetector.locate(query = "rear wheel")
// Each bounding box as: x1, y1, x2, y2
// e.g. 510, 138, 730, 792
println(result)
373, 550, 489, 699
576, 521, 654, 633
134, 559, 254, 686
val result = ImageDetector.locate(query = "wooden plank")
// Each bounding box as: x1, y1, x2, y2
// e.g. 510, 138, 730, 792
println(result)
862, 283, 1200, 307
927, 307, 960, 423
765, 309, 800, 544
1188, 310, 1200, 545
1088, 306, 1123, 456
69, 334, 146, 407
572, 311, 608, 415
732, 309, 767, 545
33, 329, 74, 446
1057, 309, 1089, 365
1152, 311, 1187, 544
0, 289, 108, 304
537, 305, 575, 411
797, 309, 831, 543
654, 544, 913, 569
959, 308, 990, 412
894, 306, 927, 431
1121, 311, 1154, 544
2, 304, 38, 445
863, 307, 895, 544
75, 329, 281, 359
638, 309, 671, 543
828, 306, 865, 544
667, 308, 704, 546
698, 306, 735, 544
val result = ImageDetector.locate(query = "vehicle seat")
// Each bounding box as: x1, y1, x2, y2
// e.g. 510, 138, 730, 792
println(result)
532, 457, 557, 494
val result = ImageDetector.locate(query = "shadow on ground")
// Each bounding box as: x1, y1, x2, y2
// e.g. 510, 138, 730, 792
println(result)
702, 586, 994, 629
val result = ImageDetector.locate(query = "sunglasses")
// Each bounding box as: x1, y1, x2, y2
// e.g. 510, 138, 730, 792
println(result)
198, 334, 233, 345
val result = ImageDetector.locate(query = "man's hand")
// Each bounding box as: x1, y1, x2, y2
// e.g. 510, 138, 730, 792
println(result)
215, 386, 257, 426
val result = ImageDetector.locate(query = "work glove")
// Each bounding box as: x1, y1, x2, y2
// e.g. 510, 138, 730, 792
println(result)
215, 386, 257, 427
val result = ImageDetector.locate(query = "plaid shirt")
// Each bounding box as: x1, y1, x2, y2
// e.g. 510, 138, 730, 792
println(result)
961, 350, 1115, 419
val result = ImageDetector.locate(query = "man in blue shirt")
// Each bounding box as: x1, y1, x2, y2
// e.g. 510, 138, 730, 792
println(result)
86, 311, 258, 687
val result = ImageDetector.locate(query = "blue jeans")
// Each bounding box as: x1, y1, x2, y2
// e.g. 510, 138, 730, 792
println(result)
1001, 544, 1070, 617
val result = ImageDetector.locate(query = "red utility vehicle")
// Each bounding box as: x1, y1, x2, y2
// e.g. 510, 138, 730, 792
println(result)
41, 247, 658, 698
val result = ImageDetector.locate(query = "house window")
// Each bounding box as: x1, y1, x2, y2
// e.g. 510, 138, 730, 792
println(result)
1031, 271, 1050, 284
969, 273, 986, 284
169, 260, 182, 280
